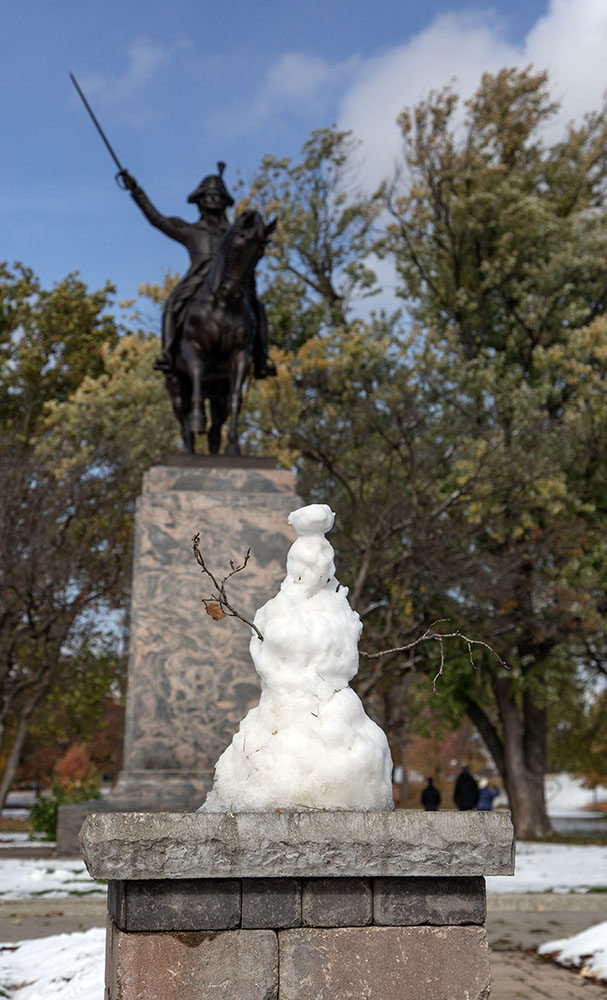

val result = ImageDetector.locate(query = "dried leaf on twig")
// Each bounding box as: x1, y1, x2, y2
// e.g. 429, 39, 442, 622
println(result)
205, 602, 227, 621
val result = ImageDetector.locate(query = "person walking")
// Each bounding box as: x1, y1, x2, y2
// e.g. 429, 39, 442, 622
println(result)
421, 777, 441, 811
453, 765, 480, 811
477, 778, 500, 811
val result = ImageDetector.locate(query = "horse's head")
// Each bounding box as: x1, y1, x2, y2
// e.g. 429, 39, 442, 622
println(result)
209, 211, 275, 301
230, 209, 275, 260
218, 209, 276, 277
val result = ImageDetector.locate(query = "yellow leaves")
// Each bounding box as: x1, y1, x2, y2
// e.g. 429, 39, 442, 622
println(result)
36, 332, 179, 480
540, 319, 607, 400
397, 109, 412, 136
137, 272, 182, 305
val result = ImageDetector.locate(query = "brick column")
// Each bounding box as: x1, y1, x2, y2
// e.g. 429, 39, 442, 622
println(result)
81, 811, 514, 999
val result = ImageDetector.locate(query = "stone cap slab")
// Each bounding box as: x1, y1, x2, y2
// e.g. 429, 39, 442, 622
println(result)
80, 810, 514, 881
143, 463, 295, 495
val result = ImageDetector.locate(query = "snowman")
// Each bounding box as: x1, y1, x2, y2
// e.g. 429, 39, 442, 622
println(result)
198, 503, 394, 812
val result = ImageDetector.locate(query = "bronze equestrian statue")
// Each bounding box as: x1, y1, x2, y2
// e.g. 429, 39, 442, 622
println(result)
119, 165, 275, 381
119, 165, 276, 454
172, 206, 276, 455
69, 75, 275, 455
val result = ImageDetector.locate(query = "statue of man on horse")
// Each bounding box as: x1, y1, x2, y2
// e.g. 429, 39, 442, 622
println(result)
69, 74, 276, 456
118, 164, 277, 455
119, 164, 276, 382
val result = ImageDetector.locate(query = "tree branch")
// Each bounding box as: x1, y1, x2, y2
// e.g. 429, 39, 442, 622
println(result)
192, 534, 264, 642
360, 621, 509, 693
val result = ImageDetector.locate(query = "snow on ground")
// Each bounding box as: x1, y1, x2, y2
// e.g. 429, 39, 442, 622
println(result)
0, 845, 604, 998
0, 832, 54, 849
0, 927, 105, 1000
486, 840, 607, 894
0, 859, 105, 899
539, 921, 607, 982
545, 773, 607, 813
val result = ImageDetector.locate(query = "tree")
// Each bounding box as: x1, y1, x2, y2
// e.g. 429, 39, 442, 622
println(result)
549, 681, 607, 792
243, 74, 607, 838
379, 67, 607, 836
241, 134, 492, 790
0, 264, 177, 807
16, 643, 126, 789
40, 331, 179, 488
240, 127, 382, 350
0, 264, 118, 438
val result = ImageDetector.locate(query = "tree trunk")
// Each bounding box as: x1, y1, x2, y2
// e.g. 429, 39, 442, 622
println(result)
0, 679, 52, 810
521, 691, 551, 836
391, 714, 411, 807
493, 676, 552, 839
382, 679, 414, 807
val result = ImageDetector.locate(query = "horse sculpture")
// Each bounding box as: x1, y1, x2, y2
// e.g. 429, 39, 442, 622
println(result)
164, 209, 276, 454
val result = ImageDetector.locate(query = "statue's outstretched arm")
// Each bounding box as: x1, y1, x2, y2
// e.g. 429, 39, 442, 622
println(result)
119, 170, 187, 243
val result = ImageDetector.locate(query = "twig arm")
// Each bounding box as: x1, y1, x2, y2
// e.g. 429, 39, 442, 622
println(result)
360, 621, 508, 693
192, 534, 264, 642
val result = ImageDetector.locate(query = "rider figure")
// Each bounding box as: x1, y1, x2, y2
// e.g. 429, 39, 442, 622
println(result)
119, 163, 276, 379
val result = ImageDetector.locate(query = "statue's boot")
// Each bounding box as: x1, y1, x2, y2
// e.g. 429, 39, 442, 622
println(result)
153, 351, 175, 373
254, 358, 277, 379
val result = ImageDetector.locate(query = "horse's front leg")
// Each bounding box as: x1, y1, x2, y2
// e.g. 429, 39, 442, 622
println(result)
187, 357, 206, 437
166, 372, 195, 454
208, 393, 228, 455
225, 348, 251, 456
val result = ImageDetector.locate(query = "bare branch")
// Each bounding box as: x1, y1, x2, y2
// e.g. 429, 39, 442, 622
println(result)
191, 537, 508, 685
192, 534, 264, 642
433, 640, 446, 694
360, 620, 508, 693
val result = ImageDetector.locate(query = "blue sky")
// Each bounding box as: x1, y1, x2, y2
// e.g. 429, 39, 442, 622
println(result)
2, 0, 606, 323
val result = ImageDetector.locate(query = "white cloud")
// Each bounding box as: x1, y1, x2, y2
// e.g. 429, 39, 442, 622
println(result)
229, 1, 606, 183
248, 51, 360, 126
339, 10, 517, 188
81, 36, 190, 107
339, 0, 607, 189
524, 0, 607, 127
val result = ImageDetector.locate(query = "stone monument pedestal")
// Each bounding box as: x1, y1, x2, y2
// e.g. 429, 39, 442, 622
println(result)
57, 457, 299, 854
80, 810, 514, 999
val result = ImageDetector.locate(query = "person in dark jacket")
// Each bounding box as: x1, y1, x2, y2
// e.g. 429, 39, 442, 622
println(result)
453, 765, 480, 811
477, 778, 500, 811
421, 777, 441, 811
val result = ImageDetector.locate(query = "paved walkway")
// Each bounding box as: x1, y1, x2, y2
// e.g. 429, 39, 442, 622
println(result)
0, 897, 106, 941
0, 892, 605, 995
488, 894, 607, 998
490, 951, 606, 999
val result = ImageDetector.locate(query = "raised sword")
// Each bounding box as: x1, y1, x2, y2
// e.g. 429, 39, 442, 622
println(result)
69, 71, 128, 186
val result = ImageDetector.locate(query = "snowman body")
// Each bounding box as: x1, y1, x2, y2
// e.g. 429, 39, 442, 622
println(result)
199, 504, 394, 813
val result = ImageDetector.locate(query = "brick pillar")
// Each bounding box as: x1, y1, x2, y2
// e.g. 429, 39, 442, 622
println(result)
81, 811, 514, 999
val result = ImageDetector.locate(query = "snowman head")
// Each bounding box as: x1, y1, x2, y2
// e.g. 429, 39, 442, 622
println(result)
286, 504, 336, 595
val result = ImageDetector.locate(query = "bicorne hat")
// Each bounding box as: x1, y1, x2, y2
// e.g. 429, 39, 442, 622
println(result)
187, 161, 234, 207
